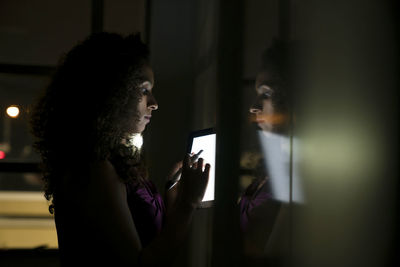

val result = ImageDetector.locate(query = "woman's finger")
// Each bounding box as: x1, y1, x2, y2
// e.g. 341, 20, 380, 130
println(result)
203, 163, 210, 175
196, 158, 204, 172
192, 162, 198, 170
183, 154, 190, 170
202, 164, 210, 185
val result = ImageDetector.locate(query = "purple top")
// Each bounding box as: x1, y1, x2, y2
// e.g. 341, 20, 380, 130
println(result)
239, 179, 271, 232
126, 180, 166, 247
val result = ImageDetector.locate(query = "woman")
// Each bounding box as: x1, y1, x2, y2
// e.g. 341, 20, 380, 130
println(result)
30, 32, 210, 266
240, 40, 294, 263
249, 40, 291, 135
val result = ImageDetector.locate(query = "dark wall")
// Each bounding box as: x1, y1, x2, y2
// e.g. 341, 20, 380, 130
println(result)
146, 0, 201, 188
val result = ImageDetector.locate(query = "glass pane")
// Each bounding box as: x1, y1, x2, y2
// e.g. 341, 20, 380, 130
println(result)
239, 0, 303, 264
291, 1, 398, 267
0, 0, 91, 65
0, 73, 49, 163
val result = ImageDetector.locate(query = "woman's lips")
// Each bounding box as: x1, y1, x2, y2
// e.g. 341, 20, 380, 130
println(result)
144, 115, 152, 121
255, 117, 265, 123
250, 114, 287, 125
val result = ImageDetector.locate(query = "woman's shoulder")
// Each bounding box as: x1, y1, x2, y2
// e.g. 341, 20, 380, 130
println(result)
81, 160, 128, 210
58, 160, 126, 199
62, 160, 122, 184
88, 160, 126, 187
88, 159, 116, 171
243, 178, 268, 196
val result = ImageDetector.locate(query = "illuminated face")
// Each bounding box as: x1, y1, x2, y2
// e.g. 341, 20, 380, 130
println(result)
132, 65, 158, 133
249, 69, 289, 133
249, 70, 276, 132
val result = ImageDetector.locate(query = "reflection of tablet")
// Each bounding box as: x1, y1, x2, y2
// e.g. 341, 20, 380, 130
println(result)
187, 128, 216, 208
258, 131, 304, 203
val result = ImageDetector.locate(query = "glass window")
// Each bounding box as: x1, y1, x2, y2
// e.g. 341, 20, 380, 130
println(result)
0, 0, 91, 65
0, 73, 50, 163
239, 1, 297, 264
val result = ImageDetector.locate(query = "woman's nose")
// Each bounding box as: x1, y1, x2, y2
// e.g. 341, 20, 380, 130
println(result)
147, 94, 158, 110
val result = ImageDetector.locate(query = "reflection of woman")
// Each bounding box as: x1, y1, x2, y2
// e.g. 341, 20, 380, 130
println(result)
249, 40, 290, 135
30, 33, 209, 266
240, 40, 292, 262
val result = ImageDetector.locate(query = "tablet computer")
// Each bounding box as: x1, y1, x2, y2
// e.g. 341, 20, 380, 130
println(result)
257, 131, 304, 203
187, 128, 216, 208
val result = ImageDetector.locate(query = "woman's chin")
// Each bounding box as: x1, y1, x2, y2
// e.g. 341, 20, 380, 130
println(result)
132, 127, 145, 134
258, 123, 273, 133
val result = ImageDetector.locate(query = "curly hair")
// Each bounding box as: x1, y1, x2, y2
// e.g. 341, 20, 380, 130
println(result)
30, 32, 150, 213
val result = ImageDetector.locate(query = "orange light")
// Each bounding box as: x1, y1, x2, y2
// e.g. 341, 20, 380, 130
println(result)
249, 113, 288, 125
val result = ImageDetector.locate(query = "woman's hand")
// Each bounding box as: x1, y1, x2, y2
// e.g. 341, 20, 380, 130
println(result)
176, 154, 210, 209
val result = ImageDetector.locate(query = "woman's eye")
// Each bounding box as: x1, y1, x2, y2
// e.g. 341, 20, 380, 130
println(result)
257, 85, 273, 99
141, 88, 149, 95
261, 92, 272, 99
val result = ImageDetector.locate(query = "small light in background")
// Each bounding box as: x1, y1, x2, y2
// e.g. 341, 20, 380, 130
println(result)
6, 105, 20, 118
0, 151, 5, 159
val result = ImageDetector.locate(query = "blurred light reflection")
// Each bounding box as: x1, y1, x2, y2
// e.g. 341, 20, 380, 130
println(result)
258, 131, 304, 203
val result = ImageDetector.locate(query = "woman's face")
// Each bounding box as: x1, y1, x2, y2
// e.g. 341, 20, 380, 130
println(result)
249, 70, 287, 132
249, 70, 276, 132
132, 65, 158, 133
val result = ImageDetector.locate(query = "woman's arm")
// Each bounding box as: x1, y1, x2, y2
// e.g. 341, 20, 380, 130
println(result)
85, 160, 142, 264
142, 157, 210, 265
164, 161, 182, 212
84, 156, 209, 266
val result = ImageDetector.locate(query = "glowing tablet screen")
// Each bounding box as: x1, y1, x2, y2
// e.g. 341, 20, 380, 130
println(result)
188, 130, 216, 203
